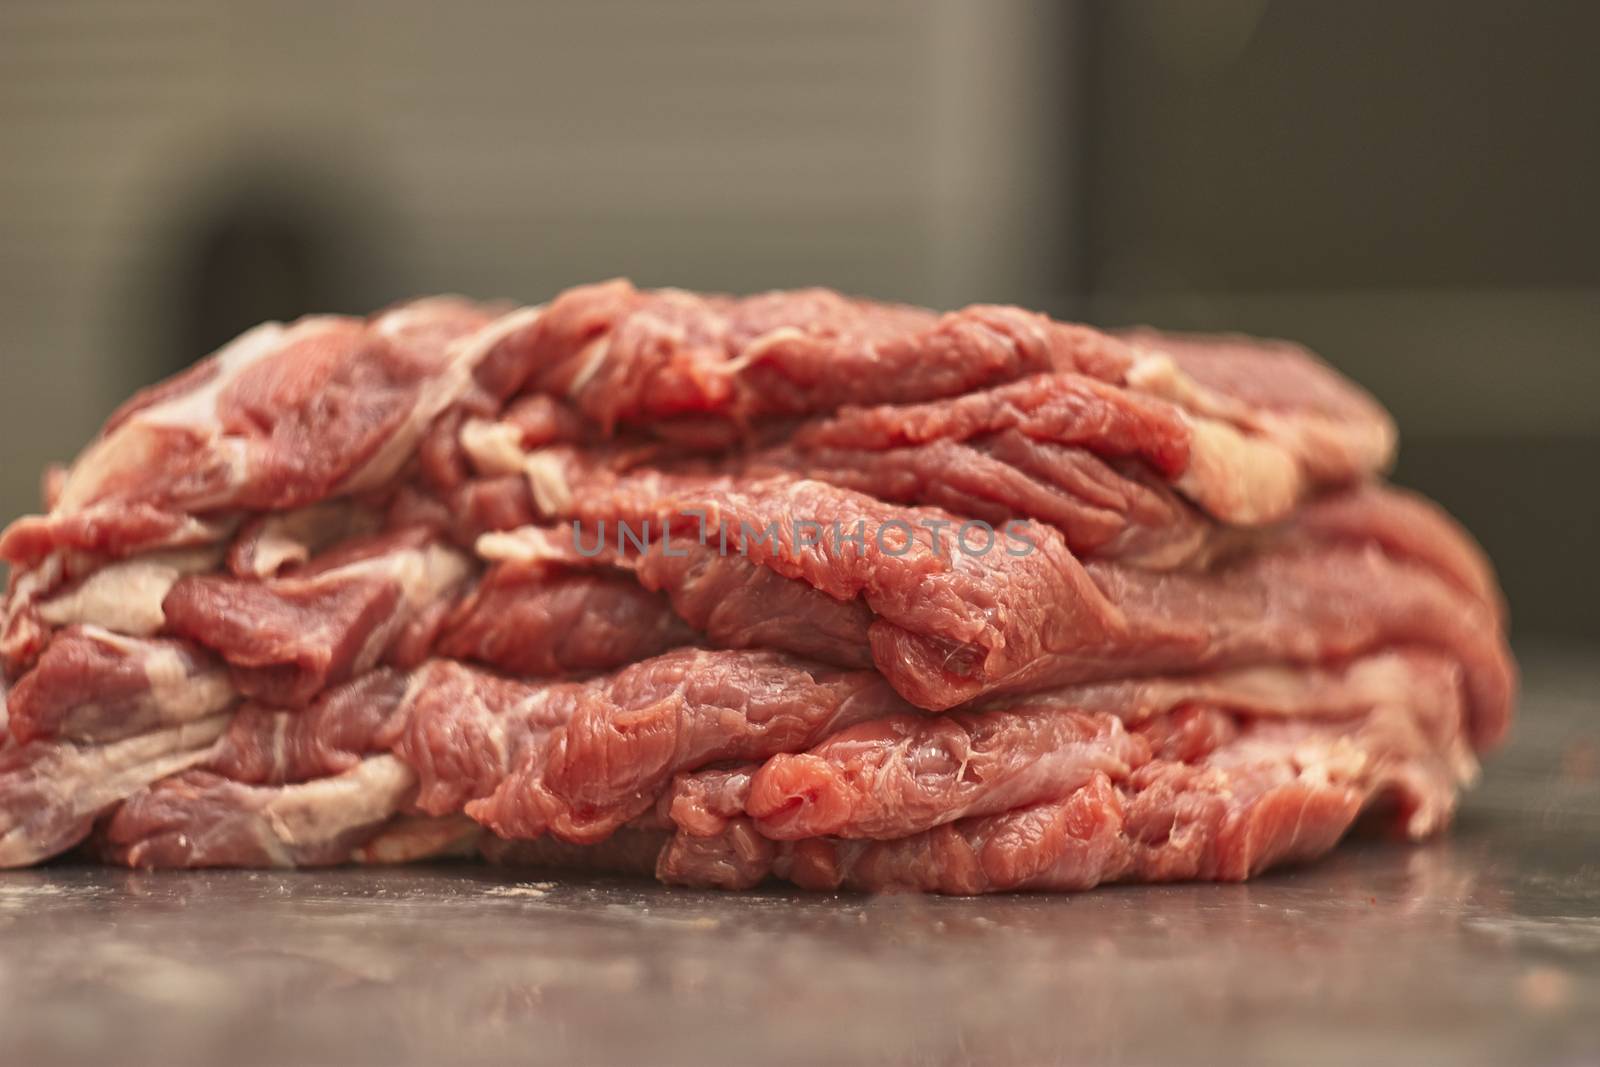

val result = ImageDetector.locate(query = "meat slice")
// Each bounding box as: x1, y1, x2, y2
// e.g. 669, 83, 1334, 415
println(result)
511, 424, 1429, 582
481, 279, 1107, 432
750, 434, 1214, 568
1084, 547, 1515, 749
0, 542, 223, 685
2, 533, 233, 679
658, 765, 756, 837
742, 647, 1478, 843
513, 474, 1134, 712
6, 626, 235, 743
467, 649, 911, 844
100, 755, 416, 868
389, 659, 584, 816
478, 524, 878, 669
747, 707, 1152, 840
481, 387, 1321, 569
436, 564, 694, 677
227, 500, 385, 579
0, 298, 494, 568
1023, 649, 1474, 768
206, 669, 410, 785
496, 429, 1209, 570
503, 473, 1513, 737
0, 503, 235, 574
32, 545, 225, 639
163, 528, 471, 705
759, 370, 1324, 526
660, 650, 1473, 845
654, 679, 1472, 894
771, 773, 1158, 894
1121, 328, 1397, 487
670, 700, 1462, 895
1287, 483, 1505, 618
0, 716, 229, 867
630, 547, 877, 668
781, 372, 1193, 478
473, 282, 1395, 488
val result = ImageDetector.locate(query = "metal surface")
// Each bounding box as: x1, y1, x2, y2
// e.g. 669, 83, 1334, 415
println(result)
3, 649, 1597, 1067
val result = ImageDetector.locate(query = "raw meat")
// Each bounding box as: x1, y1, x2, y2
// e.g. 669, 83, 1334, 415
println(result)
758, 371, 1321, 525
468, 649, 912, 844
0, 281, 1515, 895
745, 707, 1152, 840
489, 693, 1462, 895
389, 658, 583, 815
748, 433, 1215, 568
101, 755, 416, 868
6, 626, 234, 743
163, 527, 470, 705
667, 701, 1463, 893
436, 564, 694, 677
504, 473, 1136, 711
1119, 328, 1397, 485
484, 476, 1510, 741
0, 716, 230, 867
206, 669, 410, 784
0, 300, 493, 569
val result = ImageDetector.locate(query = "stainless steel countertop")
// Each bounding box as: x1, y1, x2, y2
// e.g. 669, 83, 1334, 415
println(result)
3, 648, 1597, 1067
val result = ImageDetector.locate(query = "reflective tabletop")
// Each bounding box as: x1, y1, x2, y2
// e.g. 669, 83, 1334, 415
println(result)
3, 648, 1597, 1066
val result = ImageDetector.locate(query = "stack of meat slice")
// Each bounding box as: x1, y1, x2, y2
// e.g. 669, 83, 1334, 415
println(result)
0, 280, 1515, 893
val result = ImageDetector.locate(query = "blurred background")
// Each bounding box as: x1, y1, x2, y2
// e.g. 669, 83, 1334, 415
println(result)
1, 0, 1595, 638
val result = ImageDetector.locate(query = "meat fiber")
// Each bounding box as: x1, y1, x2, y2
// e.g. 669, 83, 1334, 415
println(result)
388, 658, 584, 816
666, 701, 1463, 894
490, 695, 1461, 895
746, 707, 1153, 840
479, 280, 1393, 460
1119, 328, 1397, 486
0, 716, 230, 867
0, 300, 494, 569
758, 372, 1319, 526
1084, 546, 1513, 749
436, 564, 694, 677
163, 528, 470, 705
482, 475, 1510, 740
101, 755, 416, 868
748, 433, 1215, 568
206, 669, 410, 784
0, 281, 1515, 895
501, 474, 1137, 711
467, 649, 912, 844
6, 626, 235, 743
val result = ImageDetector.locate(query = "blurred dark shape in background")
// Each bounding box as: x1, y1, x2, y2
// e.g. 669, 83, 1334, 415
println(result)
0, 0, 1594, 637
180, 198, 325, 372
